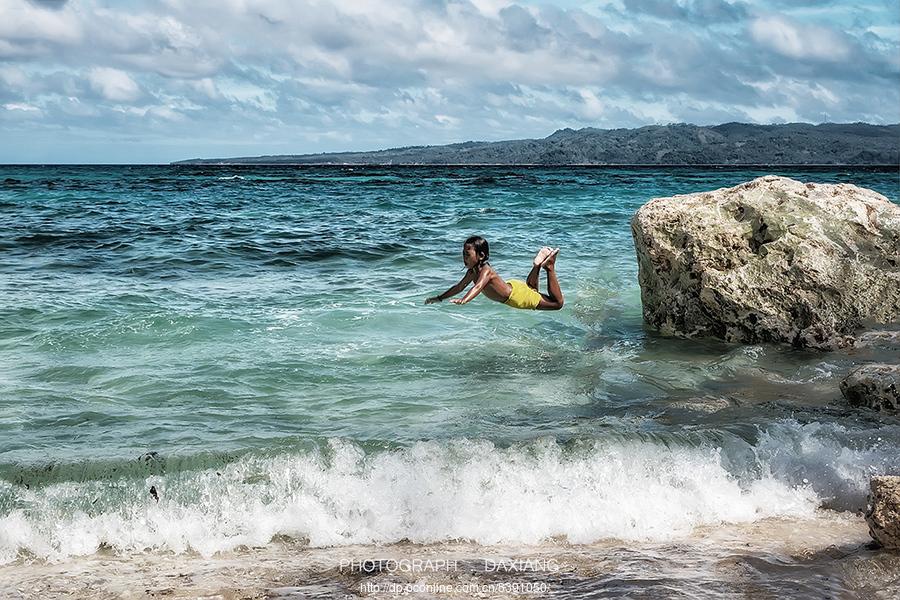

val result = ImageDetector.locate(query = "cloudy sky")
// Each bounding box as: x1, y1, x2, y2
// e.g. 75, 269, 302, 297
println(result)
1, 0, 898, 163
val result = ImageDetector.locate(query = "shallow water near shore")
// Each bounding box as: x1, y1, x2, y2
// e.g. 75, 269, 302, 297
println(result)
1, 165, 898, 597
2, 514, 898, 599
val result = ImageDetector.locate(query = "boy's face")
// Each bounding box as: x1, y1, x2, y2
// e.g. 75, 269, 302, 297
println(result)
462, 244, 479, 268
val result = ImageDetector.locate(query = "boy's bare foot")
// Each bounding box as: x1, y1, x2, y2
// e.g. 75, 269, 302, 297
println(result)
533, 246, 552, 267
541, 247, 560, 270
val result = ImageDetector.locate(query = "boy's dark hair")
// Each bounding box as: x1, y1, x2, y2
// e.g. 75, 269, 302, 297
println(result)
464, 235, 490, 267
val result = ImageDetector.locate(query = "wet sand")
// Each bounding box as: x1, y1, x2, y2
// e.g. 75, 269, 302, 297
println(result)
2, 511, 898, 599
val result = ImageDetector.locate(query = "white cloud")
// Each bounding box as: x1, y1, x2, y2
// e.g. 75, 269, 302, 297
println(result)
867, 25, 900, 43
577, 88, 605, 119
3, 102, 40, 111
0, 65, 28, 88
87, 67, 141, 102
468, 0, 515, 17
434, 113, 460, 126
0, 0, 82, 44
742, 103, 800, 124
217, 79, 277, 111
190, 78, 219, 99
750, 15, 851, 62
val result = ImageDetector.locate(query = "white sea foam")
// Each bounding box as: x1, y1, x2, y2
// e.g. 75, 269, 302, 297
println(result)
1, 422, 896, 564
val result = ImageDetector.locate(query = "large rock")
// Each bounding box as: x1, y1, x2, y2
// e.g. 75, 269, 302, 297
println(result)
867, 476, 900, 550
840, 364, 900, 412
631, 176, 900, 349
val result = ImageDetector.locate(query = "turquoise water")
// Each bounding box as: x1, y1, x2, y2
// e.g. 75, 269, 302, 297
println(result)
0, 166, 898, 563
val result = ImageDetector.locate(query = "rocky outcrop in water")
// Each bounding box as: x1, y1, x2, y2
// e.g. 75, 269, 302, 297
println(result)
631, 176, 900, 349
867, 476, 900, 550
841, 364, 900, 412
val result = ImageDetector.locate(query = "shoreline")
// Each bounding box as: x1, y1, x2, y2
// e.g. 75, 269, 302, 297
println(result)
1, 512, 893, 599
3, 163, 899, 169
172, 163, 900, 168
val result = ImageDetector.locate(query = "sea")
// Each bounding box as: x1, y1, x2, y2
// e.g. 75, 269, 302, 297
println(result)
0, 165, 898, 599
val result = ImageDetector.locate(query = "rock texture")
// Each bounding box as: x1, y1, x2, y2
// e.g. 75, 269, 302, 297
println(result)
840, 364, 900, 412
867, 476, 900, 550
631, 176, 900, 349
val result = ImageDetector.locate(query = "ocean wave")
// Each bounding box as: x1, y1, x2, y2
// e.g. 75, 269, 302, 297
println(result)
753, 420, 900, 511
6, 421, 891, 564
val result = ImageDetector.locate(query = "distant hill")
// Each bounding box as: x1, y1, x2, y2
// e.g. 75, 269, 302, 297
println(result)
174, 123, 900, 166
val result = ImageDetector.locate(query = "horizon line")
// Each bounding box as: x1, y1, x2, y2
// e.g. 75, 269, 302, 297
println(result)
3, 163, 898, 168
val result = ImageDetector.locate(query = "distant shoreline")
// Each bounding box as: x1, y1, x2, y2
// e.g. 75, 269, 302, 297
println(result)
2, 163, 898, 169
168, 163, 900, 168
171, 122, 900, 166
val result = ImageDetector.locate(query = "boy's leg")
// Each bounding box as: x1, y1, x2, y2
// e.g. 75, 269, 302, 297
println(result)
526, 264, 541, 290
545, 266, 563, 304
528, 246, 552, 290
536, 250, 563, 310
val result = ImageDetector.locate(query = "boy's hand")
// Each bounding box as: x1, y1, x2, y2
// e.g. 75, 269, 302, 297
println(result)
425, 296, 441, 304
450, 298, 465, 305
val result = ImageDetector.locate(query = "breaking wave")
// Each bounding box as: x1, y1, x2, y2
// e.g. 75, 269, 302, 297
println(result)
5, 418, 897, 564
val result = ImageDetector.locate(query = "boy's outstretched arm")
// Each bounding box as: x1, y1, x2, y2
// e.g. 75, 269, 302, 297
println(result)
425, 270, 474, 304
450, 269, 491, 305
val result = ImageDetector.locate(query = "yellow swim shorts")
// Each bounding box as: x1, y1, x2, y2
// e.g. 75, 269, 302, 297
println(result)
504, 279, 543, 310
